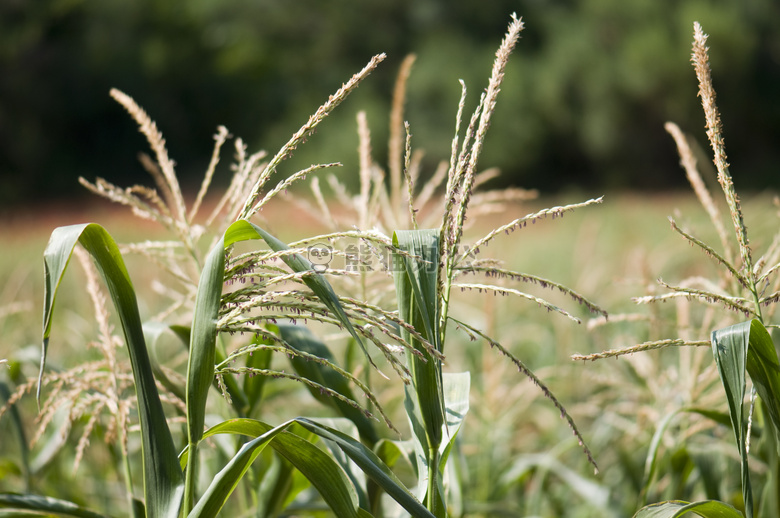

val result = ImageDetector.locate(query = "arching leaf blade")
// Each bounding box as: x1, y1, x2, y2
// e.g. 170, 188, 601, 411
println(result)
182, 418, 362, 518
40, 224, 183, 518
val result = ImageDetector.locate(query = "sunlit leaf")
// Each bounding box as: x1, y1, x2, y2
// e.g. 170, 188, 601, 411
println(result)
40, 224, 184, 518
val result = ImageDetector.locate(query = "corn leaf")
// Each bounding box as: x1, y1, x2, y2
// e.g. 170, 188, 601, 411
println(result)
229, 220, 368, 357
187, 421, 293, 518
392, 229, 445, 451
743, 319, 780, 447
40, 224, 184, 518
633, 499, 743, 518
181, 418, 363, 518
293, 418, 436, 518
393, 229, 446, 516
185, 219, 372, 509
710, 320, 754, 518
0, 494, 112, 518
277, 324, 379, 445
709, 318, 780, 518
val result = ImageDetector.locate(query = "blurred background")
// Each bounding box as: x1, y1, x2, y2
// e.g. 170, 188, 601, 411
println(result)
1, 0, 779, 209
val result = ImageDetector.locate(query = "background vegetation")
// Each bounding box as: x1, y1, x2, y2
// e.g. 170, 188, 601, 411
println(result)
2, 0, 780, 208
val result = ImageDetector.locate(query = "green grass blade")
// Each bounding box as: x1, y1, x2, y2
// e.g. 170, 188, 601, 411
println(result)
633, 499, 743, 518
40, 224, 184, 518
0, 494, 112, 518
182, 418, 363, 518
277, 324, 379, 445
711, 321, 752, 518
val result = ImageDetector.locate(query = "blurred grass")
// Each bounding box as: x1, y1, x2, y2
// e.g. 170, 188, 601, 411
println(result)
0, 189, 760, 376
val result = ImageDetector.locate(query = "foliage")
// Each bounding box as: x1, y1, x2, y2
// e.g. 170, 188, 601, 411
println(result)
0, 13, 606, 517
2, 0, 779, 206
578, 22, 780, 518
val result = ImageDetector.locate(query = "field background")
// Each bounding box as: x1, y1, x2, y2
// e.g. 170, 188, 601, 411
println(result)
2, 1, 780, 515
3, 187, 779, 515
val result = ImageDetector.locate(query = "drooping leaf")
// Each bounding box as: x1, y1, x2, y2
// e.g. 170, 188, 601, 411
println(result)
294, 418, 436, 518
187, 421, 293, 518
41, 224, 184, 518
230, 220, 369, 358
633, 499, 743, 518
182, 418, 362, 518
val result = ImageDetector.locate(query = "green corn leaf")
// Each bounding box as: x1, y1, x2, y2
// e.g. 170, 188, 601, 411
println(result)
710, 318, 780, 518
230, 220, 369, 359
312, 418, 370, 511
392, 229, 445, 452
393, 229, 447, 516
185, 219, 373, 509
710, 320, 756, 518
0, 494, 112, 518
743, 319, 780, 447
0, 381, 29, 490
242, 333, 274, 419
187, 421, 293, 518
41, 224, 184, 518
633, 499, 743, 518
277, 324, 379, 445
294, 418, 436, 518
181, 418, 363, 518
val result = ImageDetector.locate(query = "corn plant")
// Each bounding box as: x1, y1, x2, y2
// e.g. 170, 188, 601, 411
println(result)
0, 49, 440, 518
576, 22, 780, 518
0, 13, 607, 518
292, 14, 607, 516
